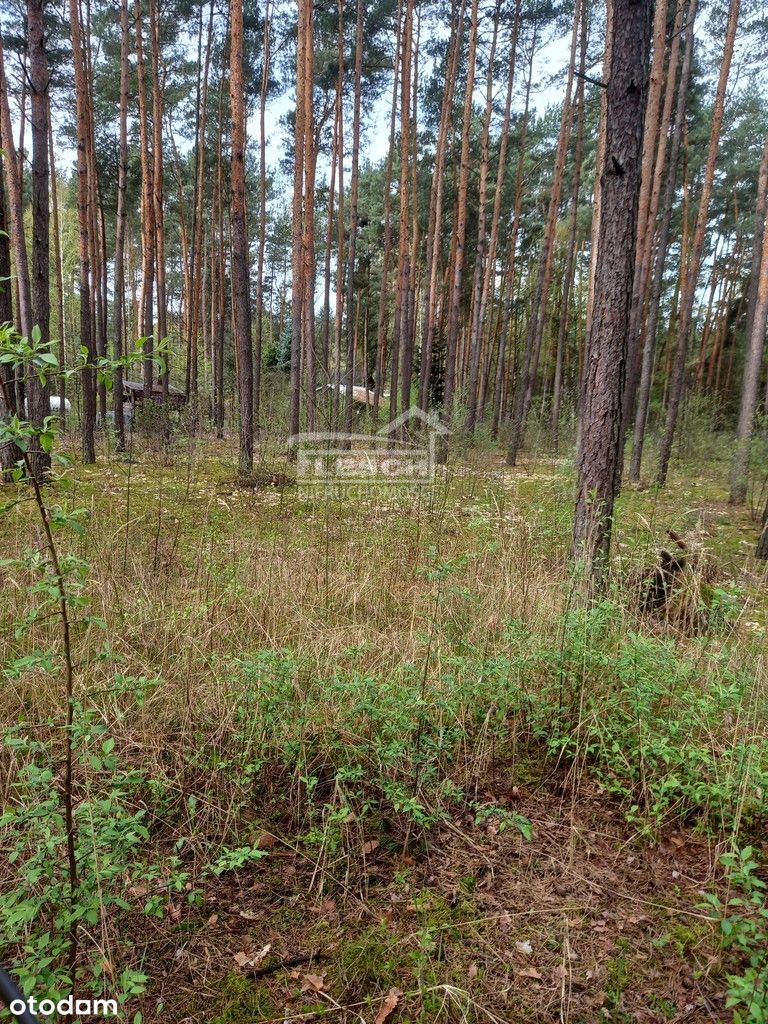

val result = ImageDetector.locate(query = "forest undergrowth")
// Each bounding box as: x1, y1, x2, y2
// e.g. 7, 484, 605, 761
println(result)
1, 425, 767, 1023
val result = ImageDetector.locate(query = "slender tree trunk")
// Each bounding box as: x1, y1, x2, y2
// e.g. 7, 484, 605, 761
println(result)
289, 0, 307, 439
48, 104, 66, 432
149, 0, 168, 398
492, 33, 535, 438
621, 0, 672, 428
629, 0, 695, 481
134, 0, 155, 407
551, 10, 588, 451
417, 0, 461, 413
343, 0, 365, 437
477, 0, 521, 425
27, 0, 51, 480
729, 139, 768, 504
440, 0, 479, 450
255, 0, 270, 430
0, 150, 22, 477
373, 0, 402, 423
572, 0, 652, 577
507, 0, 580, 465
464, 1, 500, 435
113, 0, 130, 452
69, 0, 96, 462
656, 0, 740, 485
229, 0, 253, 472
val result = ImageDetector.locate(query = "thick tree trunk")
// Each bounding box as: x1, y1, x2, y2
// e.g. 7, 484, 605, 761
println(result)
656, 0, 740, 485
572, 0, 652, 577
229, 0, 254, 472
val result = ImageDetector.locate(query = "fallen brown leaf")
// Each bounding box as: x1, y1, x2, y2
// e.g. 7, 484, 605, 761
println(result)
374, 987, 402, 1024
301, 973, 326, 993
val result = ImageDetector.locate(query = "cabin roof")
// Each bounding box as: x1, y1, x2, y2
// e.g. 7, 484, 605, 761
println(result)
123, 379, 186, 399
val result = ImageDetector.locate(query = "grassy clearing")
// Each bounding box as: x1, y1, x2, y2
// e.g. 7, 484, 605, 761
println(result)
1, 428, 767, 1021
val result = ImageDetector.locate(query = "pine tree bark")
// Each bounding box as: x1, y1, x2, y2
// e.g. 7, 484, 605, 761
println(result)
149, 0, 168, 398
255, 0, 270, 430
656, 0, 740, 485
230, 0, 254, 472
26, 0, 51, 480
572, 0, 653, 577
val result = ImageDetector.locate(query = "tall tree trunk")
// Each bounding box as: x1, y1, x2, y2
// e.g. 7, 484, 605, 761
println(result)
492, 30, 535, 438
507, 0, 580, 465
113, 0, 130, 451
230, 0, 253, 472
0, 150, 22, 477
656, 0, 740, 486
289, 0, 307, 439
629, 0, 695, 482
572, 0, 652, 577
389, 0, 416, 433
343, 0, 365, 437
149, 0, 168, 398
373, 0, 402, 423
464, 1, 500, 435
417, 0, 462, 413
255, 0, 270, 430
440, 0, 479, 450
69, 0, 96, 462
621, 0, 672, 429
552, 6, 588, 451
134, 0, 155, 408
27, 0, 51, 480
477, 0, 521, 425
48, 103, 66, 432
729, 137, 768, 504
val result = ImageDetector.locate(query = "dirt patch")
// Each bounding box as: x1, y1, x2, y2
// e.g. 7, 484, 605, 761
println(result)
134, 771, 742, 1023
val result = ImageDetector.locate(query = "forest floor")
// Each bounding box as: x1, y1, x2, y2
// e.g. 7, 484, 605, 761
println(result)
1, 425, 767, 1023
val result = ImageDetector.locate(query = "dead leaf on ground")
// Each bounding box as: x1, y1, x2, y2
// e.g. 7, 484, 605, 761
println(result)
515, 939, 533, 955
301, 973, 326, 993
518, 967, 543, 980
374, 987, 402, 1024
233, 944, 271, 970
362, 839, 381, 856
